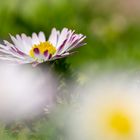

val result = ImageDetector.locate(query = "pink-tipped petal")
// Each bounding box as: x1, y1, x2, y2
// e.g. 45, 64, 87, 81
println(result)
56, 28, 68, 49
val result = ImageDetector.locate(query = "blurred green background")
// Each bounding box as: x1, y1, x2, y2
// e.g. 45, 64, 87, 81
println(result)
1, 0, 140, 69
1, 0, 140, 139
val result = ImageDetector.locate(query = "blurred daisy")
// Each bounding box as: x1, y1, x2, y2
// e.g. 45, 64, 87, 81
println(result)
0, 62, 56, 122
70, 74, 140, 140
0, 28, 86, 66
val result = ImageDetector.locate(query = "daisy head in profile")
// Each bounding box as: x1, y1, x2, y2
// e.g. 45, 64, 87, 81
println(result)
0, 28, 86, 66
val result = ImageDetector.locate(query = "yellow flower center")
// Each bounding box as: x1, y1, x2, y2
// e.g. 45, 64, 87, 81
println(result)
86, 106, 134, 139
108, 111, 132, 135
29, 41, 56, 58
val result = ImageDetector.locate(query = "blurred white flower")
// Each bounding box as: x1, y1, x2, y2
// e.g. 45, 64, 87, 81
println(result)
0, 62, 56, 123
70, 73, 140, 140
0, 28, 86, 66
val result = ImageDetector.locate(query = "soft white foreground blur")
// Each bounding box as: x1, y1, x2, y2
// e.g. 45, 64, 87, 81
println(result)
0, 62, 56, 122
68, 72, 140, 140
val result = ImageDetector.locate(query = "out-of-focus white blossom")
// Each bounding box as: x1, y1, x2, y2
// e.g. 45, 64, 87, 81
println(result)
0, 62, 56, 122
69, 73, 140, 140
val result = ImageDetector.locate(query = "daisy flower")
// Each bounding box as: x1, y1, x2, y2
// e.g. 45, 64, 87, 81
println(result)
0, 28, 86, 66
69, 73, 140, 140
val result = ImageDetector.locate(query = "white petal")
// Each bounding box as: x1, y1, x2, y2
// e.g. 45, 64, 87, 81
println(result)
32, 33, 40, 45
56, 28, 68, 49
50, 52, 76, 61
48, 28, 58, 47
10, 35, 20, 48
38, 32, 46, 42
56, 30, 75, 55
0, 54, 33, 64
0, 44, 19, 57
4, 40, 14, 49
10, 35, 26, 53
21, 34, 32, 53
0, 44, 9, 50
68, 35, 86, 51
0, 47, 12, 54
15, 34, 31, 54
21, 34, 32, 46
16, 34, 22, 42
0, 48, 30, 61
